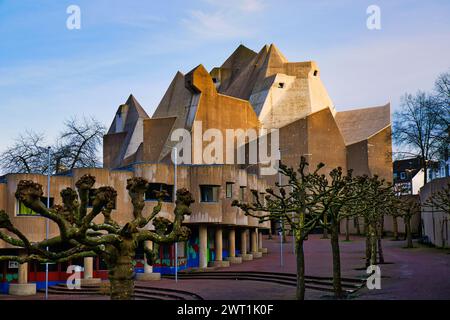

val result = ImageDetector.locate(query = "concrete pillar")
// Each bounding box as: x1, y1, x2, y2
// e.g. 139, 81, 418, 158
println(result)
215, 227, 223, 261
209, 227, 230, 267
258, 231, 263, 250
144, 241, 153, 274
240, 229, 247, 255
251, 229, 262, 258
240, 229, 253, 261
136, 240, 161, 280
18, 261, 28, 284
9, 255, 36, 296
80, 257, 101, 285
225, 228, 242, 264
251, 229, 258, 252
84, 257, 94, 279
258, 230, 267, 253
199, 225, 208, 269
229, 229, 236, 257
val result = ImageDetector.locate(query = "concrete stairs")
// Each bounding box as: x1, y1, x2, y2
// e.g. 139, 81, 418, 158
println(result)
38, 282, 203, 300
163, 271, 365, 294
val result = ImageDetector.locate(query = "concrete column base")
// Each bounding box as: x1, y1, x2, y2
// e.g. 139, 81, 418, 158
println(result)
251, 251, 263, 258
259, 248, 268, 254
136, 272, 161, 281
9, 283, 36, 296
80, 278, 102, 286
225, 256, 242, 264
239, 253, 253, 261
208, 260, 230, 268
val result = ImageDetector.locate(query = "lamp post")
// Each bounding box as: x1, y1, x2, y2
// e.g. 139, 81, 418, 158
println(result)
167, 146, 178, 283
45, 146, 51, 300
279, 231, 283, 267
277, 148, 284, 266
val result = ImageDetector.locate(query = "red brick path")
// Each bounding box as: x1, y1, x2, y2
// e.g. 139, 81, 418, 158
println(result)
1, 234, 449, 300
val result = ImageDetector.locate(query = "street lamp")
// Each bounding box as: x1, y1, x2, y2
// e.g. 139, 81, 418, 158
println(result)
166, 145, 178, 282
45, 146, 51, 300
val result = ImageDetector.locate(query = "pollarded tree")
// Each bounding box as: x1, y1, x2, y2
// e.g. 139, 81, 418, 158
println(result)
351, 175, 392, 266
233, 157, 325, 300
395, 195, 420, 248
0, 174, 193, 300
307, 167, 354, 298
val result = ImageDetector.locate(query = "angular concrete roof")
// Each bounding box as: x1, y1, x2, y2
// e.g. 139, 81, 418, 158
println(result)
212, 43, 336, 129
105, 94, 149, 167
335, 103, 391, 145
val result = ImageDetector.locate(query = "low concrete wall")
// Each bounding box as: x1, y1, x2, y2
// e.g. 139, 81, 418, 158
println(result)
420, 177, 450, 248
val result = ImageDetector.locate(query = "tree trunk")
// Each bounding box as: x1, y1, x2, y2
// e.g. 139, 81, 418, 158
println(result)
393, 216, 399, 240
406, 217, 413, 248
355, 217, 361, 236
295, 237, 305, 300
345, 218, 350, 241
365, 219, 371, 267
377, 220, 385, 264
369, 223, 377, 266
330, 223, 343, 299
322, 215, 329, 239
109, 255, 135, 300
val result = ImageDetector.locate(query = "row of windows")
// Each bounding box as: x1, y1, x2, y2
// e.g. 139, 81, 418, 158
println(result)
393, 172, 407, 180
15, 183, 260, 215
201, 183, 261, 203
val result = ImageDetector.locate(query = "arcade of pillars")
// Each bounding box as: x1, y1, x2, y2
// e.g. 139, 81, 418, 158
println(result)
7, 227, 267, 295
199, 226, 266, 268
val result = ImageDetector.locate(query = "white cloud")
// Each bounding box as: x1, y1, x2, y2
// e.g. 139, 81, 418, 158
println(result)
182, 9, 252, 39
181, 0, 266, 39
203, 0, 266, 12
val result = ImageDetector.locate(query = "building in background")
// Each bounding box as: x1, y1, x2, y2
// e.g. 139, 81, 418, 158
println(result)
393, 157, 422, 195
0, 44, 393, 294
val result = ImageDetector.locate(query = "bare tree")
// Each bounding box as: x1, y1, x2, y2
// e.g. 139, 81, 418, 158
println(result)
393, 91, 445, 184
0, 131, 48, 174
0, 117, 105, 175
0, 174, 192, 300
434, 71, 450, 176
395, 195, 420, 248
58, 117, 105, 171
233, 157, 325, 300
351, 175, 393, 266
434, 71, 450, 120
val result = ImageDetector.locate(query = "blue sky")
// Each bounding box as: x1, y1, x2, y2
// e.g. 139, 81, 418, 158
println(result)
0, 0, 449, 153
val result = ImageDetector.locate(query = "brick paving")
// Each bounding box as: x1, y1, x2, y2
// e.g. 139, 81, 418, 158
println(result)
1, 234, 449, 300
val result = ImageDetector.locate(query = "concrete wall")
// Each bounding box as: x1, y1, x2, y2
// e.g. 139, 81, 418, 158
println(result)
0, 163, 269, 249
420, 177, 450, 248
367, 127, 393, 182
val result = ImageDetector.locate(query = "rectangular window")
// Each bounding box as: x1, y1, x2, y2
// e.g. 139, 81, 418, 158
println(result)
200, 185, 219, 203
251, 189, 258, 203
145, 183, 174, 202
226, 182, 233, 198
17, 197, 54, 216
400, 172, 406, 180
239, 186, 246, 202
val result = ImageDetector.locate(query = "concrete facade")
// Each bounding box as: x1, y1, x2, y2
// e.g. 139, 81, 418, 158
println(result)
0, 43, 393, 293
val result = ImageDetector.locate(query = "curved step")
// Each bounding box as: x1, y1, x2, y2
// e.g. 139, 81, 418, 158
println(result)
39, 283, 203, 300
162, 271, 365, 293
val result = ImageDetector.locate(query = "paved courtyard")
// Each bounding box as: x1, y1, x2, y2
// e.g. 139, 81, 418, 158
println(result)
1, 234, 449, 300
